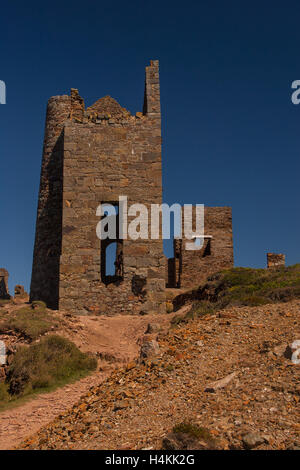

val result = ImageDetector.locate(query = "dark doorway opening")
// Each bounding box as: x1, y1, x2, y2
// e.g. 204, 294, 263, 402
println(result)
101, 239, 124, 285
100, 202, 124, 285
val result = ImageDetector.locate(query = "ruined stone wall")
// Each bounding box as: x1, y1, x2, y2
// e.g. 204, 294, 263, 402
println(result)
31, 60, 166, 315
267, 253, 285, 269
167, 207, 233, 289
0, 269, 9, 299
30, 91, 85, 308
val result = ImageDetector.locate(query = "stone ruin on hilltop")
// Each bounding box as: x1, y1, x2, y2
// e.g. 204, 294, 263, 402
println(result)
30, 60, 234, 315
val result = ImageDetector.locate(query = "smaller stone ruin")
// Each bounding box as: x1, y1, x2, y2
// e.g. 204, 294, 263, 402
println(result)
0, 268, 10, 299
14, 285, 28, 299
267, 253, 286, 269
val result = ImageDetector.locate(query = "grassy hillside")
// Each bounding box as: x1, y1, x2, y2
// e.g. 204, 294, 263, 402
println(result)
0, 303, 58, 340
173, 264, 300, 324
0, 335, 97, 410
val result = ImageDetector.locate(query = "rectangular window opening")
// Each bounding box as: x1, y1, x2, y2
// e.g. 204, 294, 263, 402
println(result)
100, 202, 124, 285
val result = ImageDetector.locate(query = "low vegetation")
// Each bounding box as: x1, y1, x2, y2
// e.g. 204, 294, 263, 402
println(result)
0, 304, 58, 340
0, 335, 97, 407
162, 421, 218, 449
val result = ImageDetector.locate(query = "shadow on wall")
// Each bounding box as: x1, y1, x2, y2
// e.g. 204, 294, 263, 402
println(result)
30, 134, 64, 309
0, 279, 9, 298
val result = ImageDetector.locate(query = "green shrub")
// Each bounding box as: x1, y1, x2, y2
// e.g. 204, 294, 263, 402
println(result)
173, 422, 213, 441
31, 300, 47, 309
6, 335, 97, 396
238, 295, 270, 306
0, 382, 9, 401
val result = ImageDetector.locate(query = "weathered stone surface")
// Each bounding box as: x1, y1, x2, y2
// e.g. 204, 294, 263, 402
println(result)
242, 432, 265, 449
285, 341, 300, 363
205, 372, 237, 393
145, 322, 160, 334
0, 269, 10, 299
14, 285, 27, 298
166, 208, 234, 289
267, 253, 285, 269
162, 432, 217, 450
30, 61, 165, 316
139, 337, 160, 360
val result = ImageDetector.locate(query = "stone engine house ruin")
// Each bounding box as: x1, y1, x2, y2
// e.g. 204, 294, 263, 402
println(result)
166, 207, 234, 289
30, 60, 234, 315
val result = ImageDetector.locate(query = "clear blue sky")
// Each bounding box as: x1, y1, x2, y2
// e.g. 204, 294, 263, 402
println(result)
1, 1, 300, 293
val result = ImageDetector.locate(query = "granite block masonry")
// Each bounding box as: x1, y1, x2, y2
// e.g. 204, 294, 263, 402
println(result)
30, 60, 234, 315
30, 61, 165, 315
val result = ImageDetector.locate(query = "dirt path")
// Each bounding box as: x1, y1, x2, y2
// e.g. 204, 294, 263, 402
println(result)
19, 300, 300, 451
0, 307, 189, 450
0, 371, 107, 450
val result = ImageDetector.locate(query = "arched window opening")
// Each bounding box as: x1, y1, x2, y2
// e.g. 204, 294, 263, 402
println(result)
101, 239, 123, 285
